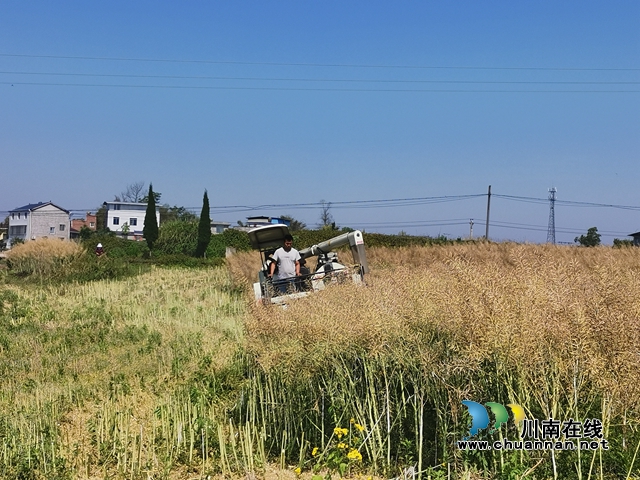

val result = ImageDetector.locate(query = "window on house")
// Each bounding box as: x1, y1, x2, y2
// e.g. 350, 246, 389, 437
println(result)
59, 224, 65, 231
130, 218, 137, 226
113, 217, 120, 225
50, 227, 55, 234
9, 225, 26, 235
89, 222, 95, 227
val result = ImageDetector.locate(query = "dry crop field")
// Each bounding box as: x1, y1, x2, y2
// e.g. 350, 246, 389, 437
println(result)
0, 242, 639, 479
233, 243, 640, 479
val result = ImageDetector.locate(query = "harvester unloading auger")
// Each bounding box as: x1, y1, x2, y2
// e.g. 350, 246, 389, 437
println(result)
248, 224, 369, 305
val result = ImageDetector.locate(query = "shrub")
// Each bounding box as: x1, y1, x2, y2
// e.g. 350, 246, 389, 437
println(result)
65, 254, 142, 282
155, 221, 199, 256
613, 238, 634, 248
221, 228, 251, 251
81, 233, 149, 259
156, 223, 251, 259
292, 229, 462, 251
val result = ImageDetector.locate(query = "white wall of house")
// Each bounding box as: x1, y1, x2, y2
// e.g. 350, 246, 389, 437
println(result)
211, 221, 231, 234
8, 212, 29, 247
104, 202, 160, 235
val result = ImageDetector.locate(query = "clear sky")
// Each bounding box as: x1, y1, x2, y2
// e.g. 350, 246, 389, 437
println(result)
1, 1, 638, 244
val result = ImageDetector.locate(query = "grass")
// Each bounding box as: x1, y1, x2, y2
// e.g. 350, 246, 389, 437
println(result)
0, 242, 639, 478
0, 265, 246, 479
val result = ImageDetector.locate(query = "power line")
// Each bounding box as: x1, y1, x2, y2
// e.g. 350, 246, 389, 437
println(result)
346, 218, 470, 225
3, 81, 639, 93
2, 53, 639, 72
5, 191, 638, 242
2, 71, 639, 86
490, 219, 631, 235
13, 193, 640, 214
5, 208, 632, 238
208, 194, 484, 212
54, 195, 481, 216
495, 194, 640, 210
489, 221, 630, 237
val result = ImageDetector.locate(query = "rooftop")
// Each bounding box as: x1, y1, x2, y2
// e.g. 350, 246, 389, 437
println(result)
10, 201, 69, 214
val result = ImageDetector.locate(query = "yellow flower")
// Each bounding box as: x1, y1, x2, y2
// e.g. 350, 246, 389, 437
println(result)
350, 418, 355, 424
354, 423, 365, 432
337, 442, 347, 449
333, 427, 348, 438
347, 449, 362, 461
294, 467, 301, 476
312, 446, 319, 456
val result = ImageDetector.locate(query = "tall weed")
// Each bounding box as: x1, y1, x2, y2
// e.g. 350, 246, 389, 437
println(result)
6, 238, 83, 277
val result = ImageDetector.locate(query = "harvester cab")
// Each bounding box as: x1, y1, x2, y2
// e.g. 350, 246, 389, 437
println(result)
248, 225, 369, 305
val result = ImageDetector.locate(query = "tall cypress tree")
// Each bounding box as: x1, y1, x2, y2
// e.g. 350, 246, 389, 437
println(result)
143, 183, 159, 251
196, 190, 212, 258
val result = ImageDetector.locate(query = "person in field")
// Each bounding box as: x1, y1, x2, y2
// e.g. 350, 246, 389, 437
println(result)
268, 234, 300, 294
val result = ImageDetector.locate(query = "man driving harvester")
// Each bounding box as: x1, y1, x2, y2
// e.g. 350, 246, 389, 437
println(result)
268, 234, 301, 294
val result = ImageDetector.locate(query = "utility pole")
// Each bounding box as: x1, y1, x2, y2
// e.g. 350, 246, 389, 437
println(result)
469, 219, 474, 239
547, 187, 557, 244
485, 185, 491, 240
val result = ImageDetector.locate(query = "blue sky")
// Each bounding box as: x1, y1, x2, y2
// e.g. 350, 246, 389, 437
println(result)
1, 1, 638, 243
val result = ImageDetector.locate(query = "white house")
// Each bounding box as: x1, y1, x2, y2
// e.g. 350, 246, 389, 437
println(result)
7, 202, 70, 248
211, 220, 231, 234
102, 201, 160, 238
245, 216, 291, 227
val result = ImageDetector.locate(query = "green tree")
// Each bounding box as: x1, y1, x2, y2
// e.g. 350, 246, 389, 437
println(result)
280, 214, 306, 232
155, 220, 198, 256
143, 183, 159, 251
79, 225, 94, 240
160, 205, 197, 223
195, 190, 212, 258
95, 205, 108, 232
613, 238, 634, 248
141, 190, 162, 204
574, 227, 601, 247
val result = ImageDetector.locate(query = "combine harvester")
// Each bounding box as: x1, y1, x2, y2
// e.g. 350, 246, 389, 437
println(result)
248, 224, 369, 305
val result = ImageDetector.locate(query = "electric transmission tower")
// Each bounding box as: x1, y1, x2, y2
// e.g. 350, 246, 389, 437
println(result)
547, 187, 557, 244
